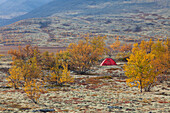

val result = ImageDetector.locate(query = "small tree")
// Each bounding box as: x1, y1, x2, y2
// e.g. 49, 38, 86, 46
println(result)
24, 79, 43, 104
68, 35, 106, 74
124, 48, 155, 92
120, 43, 132, 53
47, 56, 61, 85
7, 45, 47, 104
110, 37, 121, 53
41, 51, 56, 70
7, 56, 42, 89
48, 63, 74, 86
124, 40, 169, 92
21, 56, 42, 82
151, 40, 169, 75
56, 50, 70, 66
8, 45, 41, 66
58, 63, 74, 85
110, 37, 132, 60
90, 35, 107, 54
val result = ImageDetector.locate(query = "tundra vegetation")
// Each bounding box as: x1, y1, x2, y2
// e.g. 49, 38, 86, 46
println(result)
7, 45, 74, 103
6, 35, 169, 104
6, 35, 107, 103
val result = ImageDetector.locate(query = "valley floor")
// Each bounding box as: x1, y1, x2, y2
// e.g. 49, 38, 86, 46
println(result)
0, 65, 169, 113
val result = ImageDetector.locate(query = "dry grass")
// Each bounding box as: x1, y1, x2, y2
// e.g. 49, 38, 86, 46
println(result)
158, 101, 170, 103
8, 103, 22, 108
85, 78, 102, 84
92, 75, 113, 79
115, 79, 126, 82
106, 68, 122, 71
0, 107, 6, 111
48, 88, 61, 92
0, 46, 66, 55
80, 76, 113, 85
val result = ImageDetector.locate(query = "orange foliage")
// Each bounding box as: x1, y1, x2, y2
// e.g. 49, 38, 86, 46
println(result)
68, 35, 106, 74
110, 38, 121, 52
8, 45, 40, 61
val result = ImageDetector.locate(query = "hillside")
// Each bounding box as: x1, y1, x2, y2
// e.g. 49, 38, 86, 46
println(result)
1, 0, 169, 26
0, 0, 169, 49
0, 0, 52, 19
0, 11, 169, 49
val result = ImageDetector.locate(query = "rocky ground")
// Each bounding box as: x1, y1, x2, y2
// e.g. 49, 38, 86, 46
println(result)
0, 61, 169, 113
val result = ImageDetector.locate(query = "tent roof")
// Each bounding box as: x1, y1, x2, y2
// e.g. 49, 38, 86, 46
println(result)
100, 58, 117, 66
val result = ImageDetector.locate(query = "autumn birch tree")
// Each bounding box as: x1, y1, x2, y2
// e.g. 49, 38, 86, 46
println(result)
124, 46, 155, 92
68, 35, 106, 74
124, 39, 169, 92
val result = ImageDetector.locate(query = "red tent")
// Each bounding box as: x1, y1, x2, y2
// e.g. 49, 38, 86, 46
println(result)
100, 58, 117, 66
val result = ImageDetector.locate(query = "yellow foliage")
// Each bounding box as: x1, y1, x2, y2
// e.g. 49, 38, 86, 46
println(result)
124, 49, 155, 92
7, 66, 23, 89
56, 50, 70, 65
41, 51, 55, 69
48, 63, 74, 85
139, 39, 153, 53
124, 39, 169, 92
48, 56, 61, 84
21, 56, 42, 82
0, 54, 3, 59
7, 56, 42, 89
90, 35, 106, 54
24, 80, 43, 104
151, 40, 170, 73
116, 52, 131, 60
58, 64, 74, 84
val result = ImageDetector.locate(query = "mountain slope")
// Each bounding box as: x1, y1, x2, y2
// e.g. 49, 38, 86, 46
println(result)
1, 0, 169, 26
11, 0, 170, 18
0, 0, 52, 18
